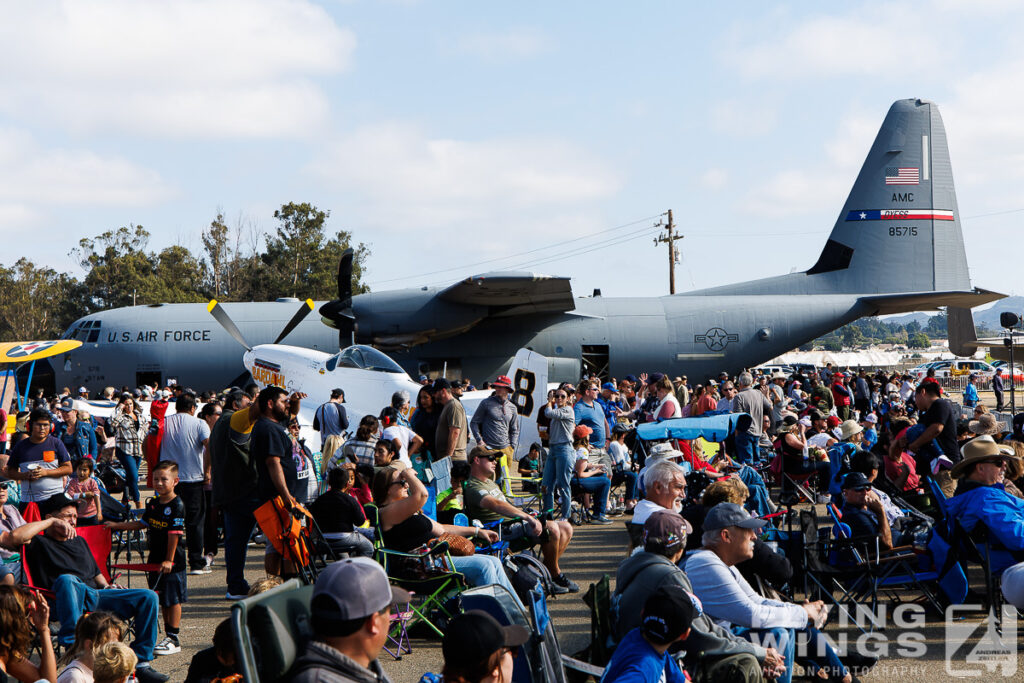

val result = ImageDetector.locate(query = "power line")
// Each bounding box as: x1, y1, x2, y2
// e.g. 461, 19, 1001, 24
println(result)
365, 212, 665, 287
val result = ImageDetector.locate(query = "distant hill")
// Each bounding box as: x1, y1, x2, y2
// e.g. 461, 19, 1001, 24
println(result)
883, 312, 932, 326
974, 296, 1024, 329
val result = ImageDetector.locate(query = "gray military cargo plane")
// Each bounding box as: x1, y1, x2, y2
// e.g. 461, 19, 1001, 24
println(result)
48, 98, 1001, 393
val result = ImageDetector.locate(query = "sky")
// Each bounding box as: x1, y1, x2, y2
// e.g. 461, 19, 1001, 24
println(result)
3, 0, 1024, 303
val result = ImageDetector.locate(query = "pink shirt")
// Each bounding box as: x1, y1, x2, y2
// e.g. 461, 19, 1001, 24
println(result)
66, 477, 100, 518
884, 452, 920, 491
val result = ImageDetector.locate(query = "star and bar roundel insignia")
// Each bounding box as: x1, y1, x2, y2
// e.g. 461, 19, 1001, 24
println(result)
694, 328, 739, 352
7, 341, 58, 357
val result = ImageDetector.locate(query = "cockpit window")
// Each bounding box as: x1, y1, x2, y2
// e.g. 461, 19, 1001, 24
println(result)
326, 345, 404, 373
63, 320, 101, 343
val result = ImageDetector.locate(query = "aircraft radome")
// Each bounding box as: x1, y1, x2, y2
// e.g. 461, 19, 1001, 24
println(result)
47, 99, 1001, 394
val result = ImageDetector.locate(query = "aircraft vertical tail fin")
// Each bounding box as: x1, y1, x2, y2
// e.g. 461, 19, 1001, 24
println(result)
508, 348, 549, 461
947, 306, 979, 356
808, 99, 971, 294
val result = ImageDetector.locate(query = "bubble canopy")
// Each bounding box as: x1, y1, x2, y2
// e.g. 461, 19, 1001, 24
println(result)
325, 345, 404, 374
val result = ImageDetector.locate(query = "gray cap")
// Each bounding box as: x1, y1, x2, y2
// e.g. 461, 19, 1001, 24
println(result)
311, 557, 410, 622
703, 502, 767, 532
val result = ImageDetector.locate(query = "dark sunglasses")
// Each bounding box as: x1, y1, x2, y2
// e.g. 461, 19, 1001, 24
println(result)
389, 479, 410, 489
979, 459, 1008, 467
850, 485, 872, 492
480, 454, 501, 462
554, 393, 567, 398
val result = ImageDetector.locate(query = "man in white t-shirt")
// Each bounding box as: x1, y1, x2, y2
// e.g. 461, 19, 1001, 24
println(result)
804, 410, 836, 450
160, 393, 211, 574
632, 459, 689, 525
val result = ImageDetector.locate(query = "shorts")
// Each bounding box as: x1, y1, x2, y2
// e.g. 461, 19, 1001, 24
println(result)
148, 569, 187, 607
501, 519, 548, 543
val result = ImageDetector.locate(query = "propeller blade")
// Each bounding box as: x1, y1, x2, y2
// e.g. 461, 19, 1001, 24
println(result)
207, 299, 252, 351
337, 248, 353, 301
273, 299, 315, 345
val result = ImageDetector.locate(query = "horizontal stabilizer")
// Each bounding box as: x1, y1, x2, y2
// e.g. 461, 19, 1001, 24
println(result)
439, 272, 574, 314
858, 289, 1004, 316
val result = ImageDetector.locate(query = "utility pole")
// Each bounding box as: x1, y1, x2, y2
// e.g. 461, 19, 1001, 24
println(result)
653, 209, 683, 294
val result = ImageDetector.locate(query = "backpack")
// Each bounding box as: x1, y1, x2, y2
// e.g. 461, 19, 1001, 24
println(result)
504, 550, 557, 601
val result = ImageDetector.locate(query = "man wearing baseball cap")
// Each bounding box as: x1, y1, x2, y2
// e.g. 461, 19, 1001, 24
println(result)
687, 503, 851, 683
602, 584, 694, 682
292, 557, 411, 682
470, 375, 519, 488
613, 511, 781, 681
436, 610, 529, 682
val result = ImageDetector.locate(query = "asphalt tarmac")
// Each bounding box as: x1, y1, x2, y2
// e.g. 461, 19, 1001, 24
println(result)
146, 506, 1024, 683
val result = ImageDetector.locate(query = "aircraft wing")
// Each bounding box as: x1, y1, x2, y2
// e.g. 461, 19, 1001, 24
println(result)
0, 339, 82, 363
439, 272, 575, 317
857, 289, 1005, 316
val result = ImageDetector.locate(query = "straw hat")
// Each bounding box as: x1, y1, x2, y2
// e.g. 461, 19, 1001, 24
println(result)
951, 438, 1015, 479
839, 419, 863, 441
968, 413, 1003, 437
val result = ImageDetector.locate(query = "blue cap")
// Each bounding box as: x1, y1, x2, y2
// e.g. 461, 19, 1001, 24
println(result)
625, 375, 637, 383
602, 382, 616, 392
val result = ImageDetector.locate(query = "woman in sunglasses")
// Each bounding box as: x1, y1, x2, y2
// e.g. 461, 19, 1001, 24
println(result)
371, 466, 522, 603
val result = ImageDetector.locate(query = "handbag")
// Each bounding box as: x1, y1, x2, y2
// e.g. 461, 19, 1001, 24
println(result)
436, 532, 475, 556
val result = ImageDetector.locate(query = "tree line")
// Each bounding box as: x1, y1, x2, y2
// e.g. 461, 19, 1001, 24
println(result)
0, 202, 370, 341
810, 313, 997, 352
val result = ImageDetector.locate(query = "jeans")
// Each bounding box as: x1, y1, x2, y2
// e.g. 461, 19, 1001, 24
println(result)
733, 626, 794, 683
324, 531, 375, 558
450, 554, 524, 608
573, 474, 611, 515
53, 575, 158, 662
734, 431, 758, 464
177, 481, 207, 570
115, 448, 141, 504
738, 465, 773, 516
542, 442, 574, 519
222, 497, 259, 595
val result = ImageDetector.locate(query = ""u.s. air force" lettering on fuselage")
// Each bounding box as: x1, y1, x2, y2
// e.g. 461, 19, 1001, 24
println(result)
106, 330, 213, 343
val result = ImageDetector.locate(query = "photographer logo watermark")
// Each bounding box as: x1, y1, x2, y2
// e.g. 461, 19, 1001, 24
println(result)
945, 607, 1017, 678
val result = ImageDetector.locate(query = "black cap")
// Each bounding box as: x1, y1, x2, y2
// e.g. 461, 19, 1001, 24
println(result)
643, 510, 691, 554
809, 409, 824, 421
641, 585, 695, 645
442, 611, 530, 670
40, 493, 76, 517
841, 471, 872, 490
431, 378, 452, 392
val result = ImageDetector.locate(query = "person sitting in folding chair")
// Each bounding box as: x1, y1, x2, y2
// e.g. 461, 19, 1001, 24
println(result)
838, 472, 903, 552
373, 463, 523, 603
685, 503, 854, 683
291, 557, 410, 683
22, 493, 168, 683
463, 446, 578, 594
945, 439, 1024, 610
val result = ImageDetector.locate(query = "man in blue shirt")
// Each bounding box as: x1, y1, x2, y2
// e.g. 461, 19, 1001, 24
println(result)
601, 584, 694, 682
574, 380, 610, 465
839, 472, 896, 551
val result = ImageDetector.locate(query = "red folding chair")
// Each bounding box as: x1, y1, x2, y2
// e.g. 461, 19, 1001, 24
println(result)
77, 525, 160, 588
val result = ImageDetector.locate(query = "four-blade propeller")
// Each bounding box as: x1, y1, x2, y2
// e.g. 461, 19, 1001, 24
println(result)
208, 297, 316, 350
319, 248, 356, 347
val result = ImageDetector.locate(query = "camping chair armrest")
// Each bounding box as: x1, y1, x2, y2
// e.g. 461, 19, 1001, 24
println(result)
376, 543, 452, 560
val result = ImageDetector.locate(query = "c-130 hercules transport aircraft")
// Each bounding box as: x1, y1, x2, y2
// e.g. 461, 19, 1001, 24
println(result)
48, 99, 1000, 393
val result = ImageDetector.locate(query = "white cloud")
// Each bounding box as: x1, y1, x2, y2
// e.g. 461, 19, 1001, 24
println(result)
726, 6, 947, 80
310, 122, 620, 227
738, 112, 869, 218
0, 127, 173, 206
450, 27, 549, 61
699, 168, 729, 190
0, 0, 355, 138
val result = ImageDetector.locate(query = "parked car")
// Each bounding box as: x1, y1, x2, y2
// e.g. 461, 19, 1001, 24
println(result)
909, 361, 950, 380
933, 359, 995, 378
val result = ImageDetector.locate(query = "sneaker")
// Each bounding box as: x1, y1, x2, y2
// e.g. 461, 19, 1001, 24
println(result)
204, 553, 215, 569
153, 636, 180, 656
555, 574, 580, 593
225, 591, 249, 601
590, 514, 613, 525
201, 566, 213, 574
549, 582, 571, 595
134, 666, 170, 683
187, 568, 205, 576
815, 494, 831, 505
